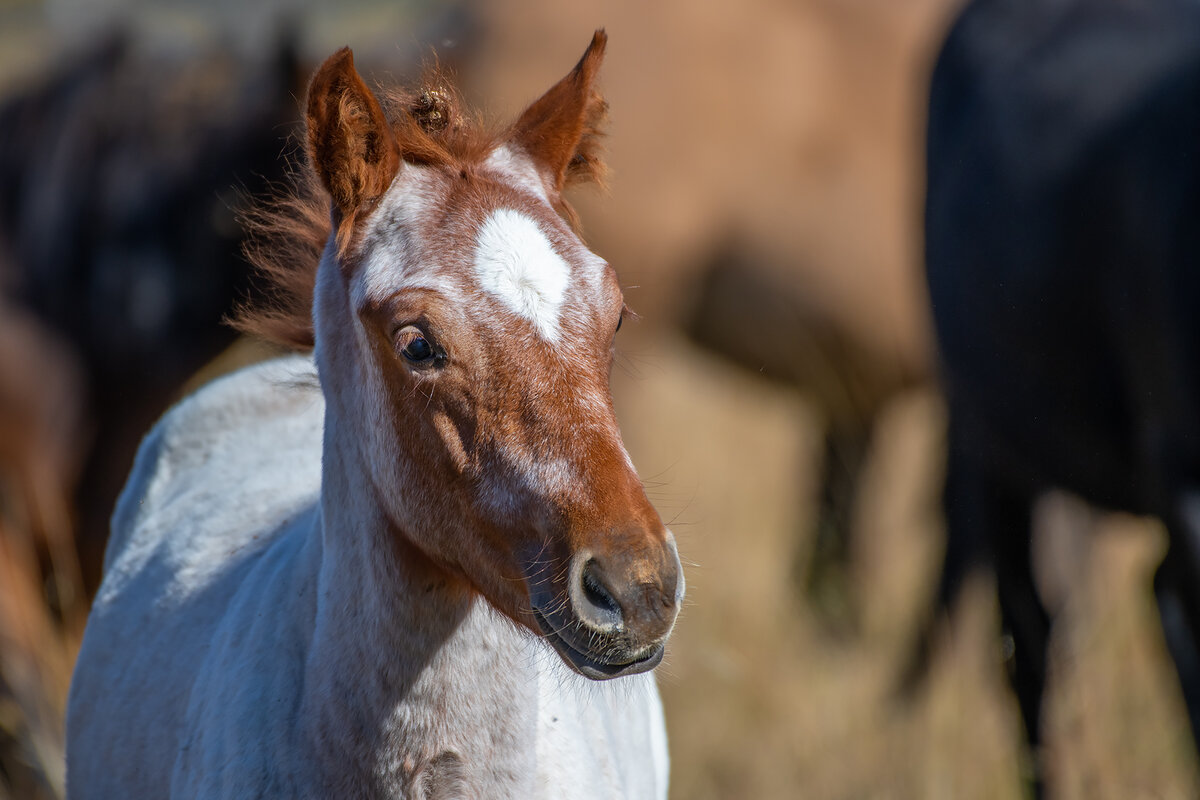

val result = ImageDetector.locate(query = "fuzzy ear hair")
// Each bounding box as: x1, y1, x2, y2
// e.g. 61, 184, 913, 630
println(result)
306, 48, 400, 237
510, 30, 609, 193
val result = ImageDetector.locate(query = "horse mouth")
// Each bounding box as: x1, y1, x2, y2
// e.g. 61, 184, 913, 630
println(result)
531, 605, 664, 680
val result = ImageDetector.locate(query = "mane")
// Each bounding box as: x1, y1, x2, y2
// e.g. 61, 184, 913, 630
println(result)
232, 63, 608, 351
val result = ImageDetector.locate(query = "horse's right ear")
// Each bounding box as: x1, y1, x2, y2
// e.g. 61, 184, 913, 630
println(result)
306, 48, 400, 242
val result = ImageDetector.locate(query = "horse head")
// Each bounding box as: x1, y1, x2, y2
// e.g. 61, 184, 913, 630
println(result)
305, 32, 683, 679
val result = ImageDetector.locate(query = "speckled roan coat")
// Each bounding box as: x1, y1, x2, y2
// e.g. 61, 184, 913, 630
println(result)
66, 32, 681, 799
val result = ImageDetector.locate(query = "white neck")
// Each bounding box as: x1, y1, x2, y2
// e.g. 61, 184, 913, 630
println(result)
293, 406, 538, 799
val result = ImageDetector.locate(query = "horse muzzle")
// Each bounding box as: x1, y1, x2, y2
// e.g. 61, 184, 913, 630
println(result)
527, 532, 684, 680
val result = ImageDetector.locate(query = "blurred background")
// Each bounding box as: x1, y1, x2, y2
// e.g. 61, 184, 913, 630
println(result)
1, 0, 1198, 797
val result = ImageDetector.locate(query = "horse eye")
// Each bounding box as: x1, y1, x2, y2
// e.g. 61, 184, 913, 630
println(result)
396, 326, 438, 366
615, 304, 636, 336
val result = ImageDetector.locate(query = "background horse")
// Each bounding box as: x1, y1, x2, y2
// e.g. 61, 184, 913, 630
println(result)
67, 32, 682, 798
925, 0, 1200, 793
0, 32, 304, 594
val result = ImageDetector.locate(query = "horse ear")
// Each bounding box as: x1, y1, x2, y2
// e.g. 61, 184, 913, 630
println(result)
511, 30, 609, 193
306, 47, 400, 233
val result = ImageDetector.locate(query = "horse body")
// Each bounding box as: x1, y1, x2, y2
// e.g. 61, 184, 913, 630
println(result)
68, 32, 678, 799
68, 356, 666, 798
925, 0, 1200, 790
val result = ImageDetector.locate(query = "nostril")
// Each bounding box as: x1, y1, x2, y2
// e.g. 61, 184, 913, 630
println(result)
576, 559, 624, 630
583, 564, 621, 616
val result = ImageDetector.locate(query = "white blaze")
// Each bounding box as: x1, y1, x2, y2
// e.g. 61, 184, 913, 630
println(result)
474, 209, 570, 341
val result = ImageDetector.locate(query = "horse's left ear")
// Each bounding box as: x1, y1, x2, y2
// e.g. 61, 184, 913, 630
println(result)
511, 30, 609, 193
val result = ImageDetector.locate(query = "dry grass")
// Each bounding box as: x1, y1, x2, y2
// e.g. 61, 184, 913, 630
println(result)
0, 454, 83, 800
0, 520, 78, 800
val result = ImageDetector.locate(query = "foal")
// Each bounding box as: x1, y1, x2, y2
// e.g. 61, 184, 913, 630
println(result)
66, 31, 683, 799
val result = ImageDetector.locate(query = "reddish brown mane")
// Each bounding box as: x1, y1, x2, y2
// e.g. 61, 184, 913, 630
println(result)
233, 56, 608, 351
231, 164, 328, 350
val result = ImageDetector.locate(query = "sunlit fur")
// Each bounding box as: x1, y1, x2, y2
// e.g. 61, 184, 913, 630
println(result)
67, 30, 681, 799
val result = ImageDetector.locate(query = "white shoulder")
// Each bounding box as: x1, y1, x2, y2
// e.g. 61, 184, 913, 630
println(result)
100, 354, 324, 595
68, 355, 325, 796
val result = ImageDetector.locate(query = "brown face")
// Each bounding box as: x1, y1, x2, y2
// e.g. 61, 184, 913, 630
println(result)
302, 33, 683, 679
349, 158, 683, 678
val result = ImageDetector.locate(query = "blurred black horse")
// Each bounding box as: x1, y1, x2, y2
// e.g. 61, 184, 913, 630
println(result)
0, 34, 304, 593
924, 0, 1200, 791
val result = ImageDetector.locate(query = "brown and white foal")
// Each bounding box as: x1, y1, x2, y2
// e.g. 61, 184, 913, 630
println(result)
66, 31, 683, 799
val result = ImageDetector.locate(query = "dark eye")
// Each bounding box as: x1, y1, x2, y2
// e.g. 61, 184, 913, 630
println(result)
615, 304, 635, 336
396, 325, 439, 366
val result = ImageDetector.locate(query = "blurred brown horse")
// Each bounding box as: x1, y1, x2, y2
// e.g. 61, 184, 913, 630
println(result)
454, 0, 954, 631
